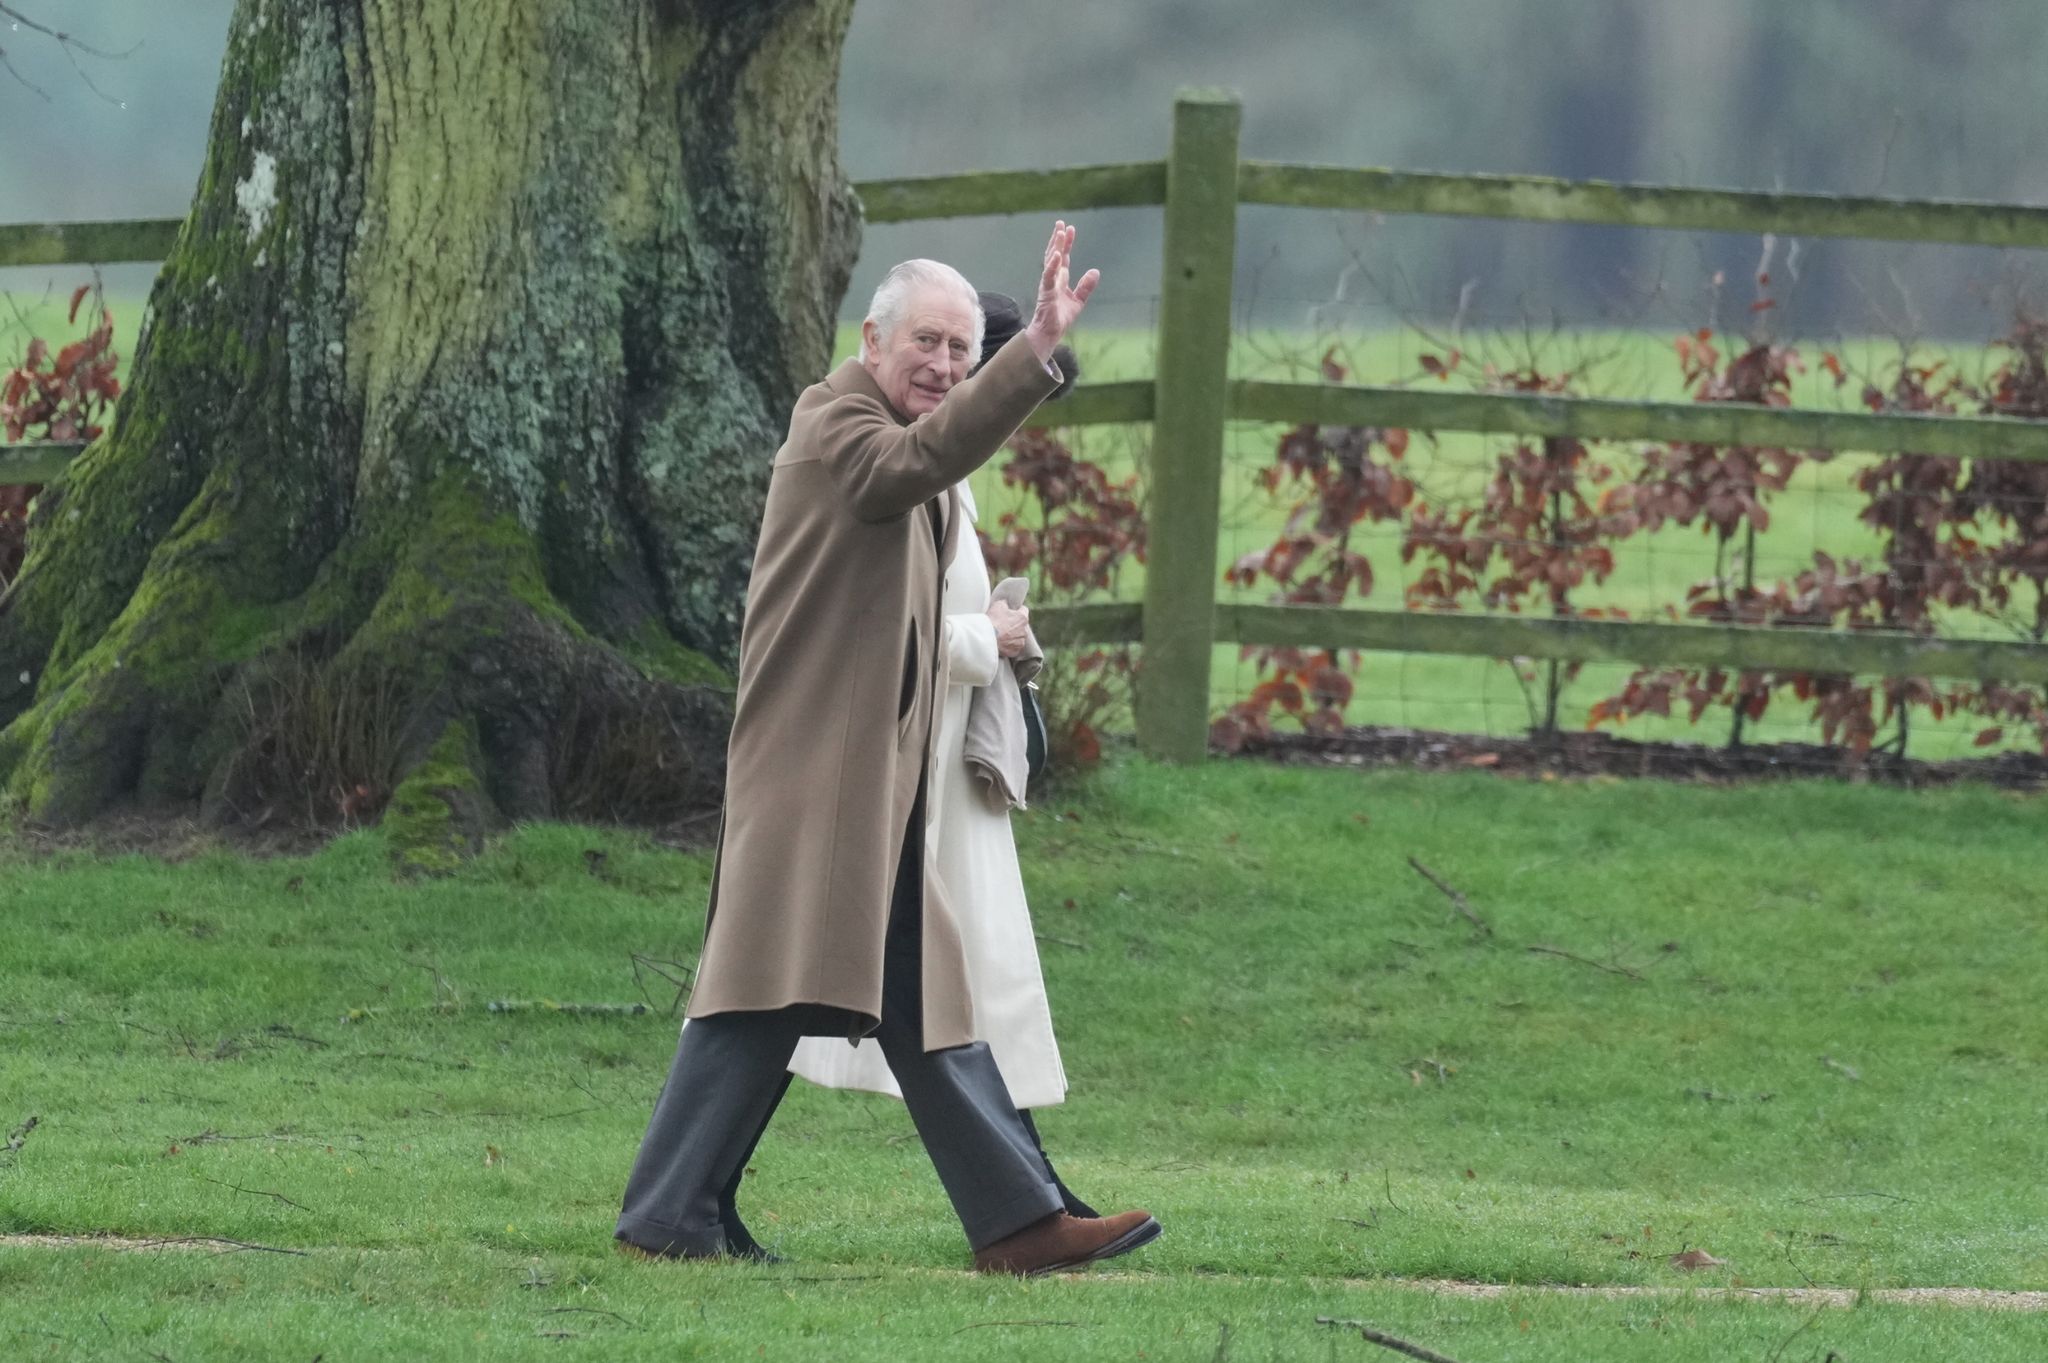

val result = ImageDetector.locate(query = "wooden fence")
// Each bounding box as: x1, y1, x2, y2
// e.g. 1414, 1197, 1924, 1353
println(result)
10, 89, 2048, 760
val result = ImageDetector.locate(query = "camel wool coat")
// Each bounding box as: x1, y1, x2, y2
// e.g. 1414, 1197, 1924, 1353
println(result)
788, 481, 1070, 1106
684, 337, 1060, 1051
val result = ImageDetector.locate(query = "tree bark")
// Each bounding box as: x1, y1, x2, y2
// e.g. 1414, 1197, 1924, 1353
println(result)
0, 0, 860, 846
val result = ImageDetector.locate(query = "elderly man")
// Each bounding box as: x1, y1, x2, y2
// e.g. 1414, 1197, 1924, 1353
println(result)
616, 223, 1160, 1276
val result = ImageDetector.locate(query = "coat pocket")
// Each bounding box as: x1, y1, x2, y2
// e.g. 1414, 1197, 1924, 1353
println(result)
896, 624, 921, 742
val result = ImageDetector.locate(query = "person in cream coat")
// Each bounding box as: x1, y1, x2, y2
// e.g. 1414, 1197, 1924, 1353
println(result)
718, 294, 1095, 1259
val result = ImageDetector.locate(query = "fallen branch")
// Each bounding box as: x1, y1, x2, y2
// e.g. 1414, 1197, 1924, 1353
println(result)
952, 1321, 1088, 1335
340, 1001, 654, 1024
198, 1176, 313, 1213
1035, 933, 1088, 951
1315, 1317, 1469, 1363
1526, 944, 1644, 981
1406, 857, 1491, 937
3, 1114, 38, 1160
630, 953, 695, 1015
540, 1308, 640, 1330
1764, 1305, 1826, 1363
132, 1236, 307, 1256
1790, 1190, 1912, 1207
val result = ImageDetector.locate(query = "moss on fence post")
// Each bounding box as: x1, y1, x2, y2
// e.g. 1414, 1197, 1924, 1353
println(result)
1139, 89, 1240, 764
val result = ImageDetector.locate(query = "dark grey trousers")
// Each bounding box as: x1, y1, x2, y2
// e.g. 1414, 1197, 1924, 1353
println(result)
615, 814, 1062, 1255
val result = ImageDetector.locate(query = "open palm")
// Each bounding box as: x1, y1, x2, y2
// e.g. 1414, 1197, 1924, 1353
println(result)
1025, 220, 1100, 357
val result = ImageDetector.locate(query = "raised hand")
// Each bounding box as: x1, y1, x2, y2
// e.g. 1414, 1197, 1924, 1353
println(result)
1022, 220, 1100, 363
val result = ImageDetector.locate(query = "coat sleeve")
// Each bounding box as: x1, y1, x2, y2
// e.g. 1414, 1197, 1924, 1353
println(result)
942, 612, 1001, 689
816, 338, 1060, 522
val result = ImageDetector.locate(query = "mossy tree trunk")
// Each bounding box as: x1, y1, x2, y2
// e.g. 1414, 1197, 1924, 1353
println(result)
0, 0, 861, 847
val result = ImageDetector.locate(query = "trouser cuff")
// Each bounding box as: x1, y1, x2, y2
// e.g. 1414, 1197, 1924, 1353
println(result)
615, 1211, 725, 1259
961, 1179, 1064, 1252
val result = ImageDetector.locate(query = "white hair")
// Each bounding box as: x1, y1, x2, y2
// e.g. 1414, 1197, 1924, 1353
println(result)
861, 259, 983, 362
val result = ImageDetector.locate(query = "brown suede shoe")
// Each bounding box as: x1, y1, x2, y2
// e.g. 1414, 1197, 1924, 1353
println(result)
972, 1210, 1162, 1277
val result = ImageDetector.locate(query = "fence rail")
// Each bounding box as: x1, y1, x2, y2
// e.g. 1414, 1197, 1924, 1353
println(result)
1034, 605, 2048, 687
1235, 163, 2048, 249
11, 90, 2048, 761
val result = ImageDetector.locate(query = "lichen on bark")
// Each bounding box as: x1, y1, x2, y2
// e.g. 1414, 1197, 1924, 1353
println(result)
0, 0, 858, 842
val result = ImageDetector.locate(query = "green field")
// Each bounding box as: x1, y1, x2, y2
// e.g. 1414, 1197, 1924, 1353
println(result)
7, 281, 2037, 758
3, 760, 2045, 1359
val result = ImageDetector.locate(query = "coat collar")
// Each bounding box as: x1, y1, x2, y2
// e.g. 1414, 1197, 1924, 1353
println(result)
827, 356, 897, 417
825, 359, 962, 561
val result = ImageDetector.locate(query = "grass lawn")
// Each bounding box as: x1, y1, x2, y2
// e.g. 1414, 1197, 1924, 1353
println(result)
3, 759, 2044, 1359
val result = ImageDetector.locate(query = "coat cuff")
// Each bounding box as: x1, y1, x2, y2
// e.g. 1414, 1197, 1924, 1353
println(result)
944, 612, 1002, 689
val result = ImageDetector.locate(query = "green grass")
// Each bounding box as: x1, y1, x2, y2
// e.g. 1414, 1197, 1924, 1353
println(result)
3, 760, 2045, 1359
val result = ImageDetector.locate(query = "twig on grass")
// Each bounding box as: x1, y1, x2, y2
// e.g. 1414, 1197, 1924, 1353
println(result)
1035, 933, 1088, 951
3, 1114, 38, 1161
540, 1308, 640, 1330
1781, 1240, 1819, 1288
630, 953, 694, 1015
132, 1236, 307, 1256
1790, 1190, 1913, 1207
1406, 857, 1491, 937
198, 1176, 313, 1212
531, 1106, 602, 1123
1315, 1317, 1469, 1363
952, 1321, 1089, 1335
1764, 1305, 1827, 1363
1526, 944, 1645, 981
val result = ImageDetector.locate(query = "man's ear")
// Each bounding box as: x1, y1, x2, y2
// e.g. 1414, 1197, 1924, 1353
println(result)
860, 318, 881, 362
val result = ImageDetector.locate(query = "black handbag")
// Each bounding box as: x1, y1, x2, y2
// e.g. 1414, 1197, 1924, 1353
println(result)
1021, 678, 1049, 781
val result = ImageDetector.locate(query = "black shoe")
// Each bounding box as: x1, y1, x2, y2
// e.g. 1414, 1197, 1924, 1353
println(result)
1018, 1108, 1099, 1220
719, 1202, 787, 1264
1054, 1176, 1099, 1221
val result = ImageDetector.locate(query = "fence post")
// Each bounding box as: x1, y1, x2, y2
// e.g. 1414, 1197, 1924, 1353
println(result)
1139, 88, 1241, 763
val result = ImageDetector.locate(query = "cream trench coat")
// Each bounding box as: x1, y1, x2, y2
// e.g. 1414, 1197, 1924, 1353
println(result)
788, 483, 1070, 1108
682, 340, 1059, 1051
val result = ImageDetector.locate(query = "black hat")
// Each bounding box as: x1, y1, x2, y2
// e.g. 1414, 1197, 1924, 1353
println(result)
975, 290, 1078, 399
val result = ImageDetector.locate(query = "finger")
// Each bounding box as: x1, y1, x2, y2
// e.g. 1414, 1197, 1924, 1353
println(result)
1071, 268, 1101, 304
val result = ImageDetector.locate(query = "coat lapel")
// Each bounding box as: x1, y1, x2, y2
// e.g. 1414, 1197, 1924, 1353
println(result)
934, 485, 960, 569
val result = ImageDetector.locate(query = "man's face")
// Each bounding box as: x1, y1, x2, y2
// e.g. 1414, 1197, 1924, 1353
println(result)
862, 287, 977, 419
